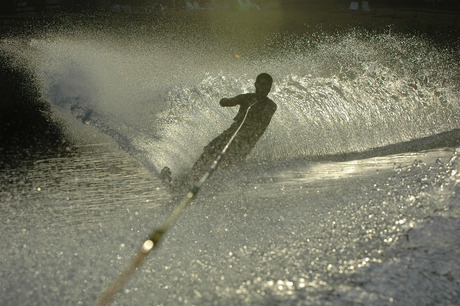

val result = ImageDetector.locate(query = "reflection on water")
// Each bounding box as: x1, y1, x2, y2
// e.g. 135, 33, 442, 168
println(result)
282, 149, 453, 183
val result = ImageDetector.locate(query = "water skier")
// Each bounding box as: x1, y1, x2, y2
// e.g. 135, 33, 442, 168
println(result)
161, 73, 276, 185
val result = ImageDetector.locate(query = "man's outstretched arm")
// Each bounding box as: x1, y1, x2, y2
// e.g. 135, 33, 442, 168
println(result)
219, 95, 244, 107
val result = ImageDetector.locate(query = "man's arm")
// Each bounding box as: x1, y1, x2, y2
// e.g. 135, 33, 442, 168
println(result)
219, 94, 245, 107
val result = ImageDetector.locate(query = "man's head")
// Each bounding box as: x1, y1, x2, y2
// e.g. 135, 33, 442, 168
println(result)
255, 73, 273, 99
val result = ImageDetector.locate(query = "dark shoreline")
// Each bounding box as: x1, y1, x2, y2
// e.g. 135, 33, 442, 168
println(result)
0, 55, 72, 169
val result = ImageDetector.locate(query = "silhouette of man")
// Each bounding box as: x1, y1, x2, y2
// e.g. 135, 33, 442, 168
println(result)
162, 73, 276, 185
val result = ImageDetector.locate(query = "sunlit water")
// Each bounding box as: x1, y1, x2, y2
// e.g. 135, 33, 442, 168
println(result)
1, 12, 459, 305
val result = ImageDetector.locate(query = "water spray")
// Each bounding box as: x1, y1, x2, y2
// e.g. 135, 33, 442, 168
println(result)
94, 99, 259, 306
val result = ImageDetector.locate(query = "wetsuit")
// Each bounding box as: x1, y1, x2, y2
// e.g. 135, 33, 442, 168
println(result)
189, 93, 277, 180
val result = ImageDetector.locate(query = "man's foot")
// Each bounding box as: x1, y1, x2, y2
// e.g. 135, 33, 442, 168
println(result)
160, 166, 172, 185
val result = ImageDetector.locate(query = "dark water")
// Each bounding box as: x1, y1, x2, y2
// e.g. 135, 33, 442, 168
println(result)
1, 10, 460, 305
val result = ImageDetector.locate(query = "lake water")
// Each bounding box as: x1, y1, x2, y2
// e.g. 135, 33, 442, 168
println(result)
1, 10, 459, 305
